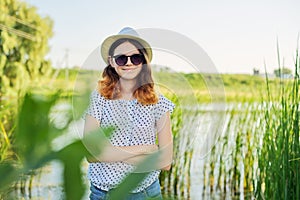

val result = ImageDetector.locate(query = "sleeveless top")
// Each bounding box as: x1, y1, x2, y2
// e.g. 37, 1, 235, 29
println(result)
85, 90, 175, 192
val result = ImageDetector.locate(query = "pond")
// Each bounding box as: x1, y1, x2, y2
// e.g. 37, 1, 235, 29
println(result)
9, 102, 263, 199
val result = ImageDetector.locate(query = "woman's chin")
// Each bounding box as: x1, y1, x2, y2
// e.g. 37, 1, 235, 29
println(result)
119, 74, 138, 80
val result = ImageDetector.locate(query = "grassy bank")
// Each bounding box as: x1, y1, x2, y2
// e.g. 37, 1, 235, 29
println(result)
50, 67, 283, 103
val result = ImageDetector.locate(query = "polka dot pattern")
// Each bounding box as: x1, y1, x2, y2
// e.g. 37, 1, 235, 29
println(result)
85, 90, 175, 192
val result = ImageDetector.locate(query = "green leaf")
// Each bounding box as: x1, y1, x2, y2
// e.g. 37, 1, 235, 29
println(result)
0, 162, 20, 191
56, 140, 87, 200
57, 127, 113, 200
15, 93, 58, 168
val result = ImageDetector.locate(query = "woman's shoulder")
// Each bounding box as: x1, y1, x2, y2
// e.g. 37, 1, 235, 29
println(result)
152, 94, 175, 118
157, 93, 173, 104
155, 93, 175, 110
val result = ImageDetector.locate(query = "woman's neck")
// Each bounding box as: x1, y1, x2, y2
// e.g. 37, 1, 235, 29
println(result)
119, 78, 136, 100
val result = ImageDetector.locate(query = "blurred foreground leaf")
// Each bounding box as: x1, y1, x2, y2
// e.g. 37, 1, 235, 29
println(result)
0, 162, 19, 192
56, 127, 113, 200
57, 140, 87, 200
15, 93, 59, 169
1, 91, 162, 200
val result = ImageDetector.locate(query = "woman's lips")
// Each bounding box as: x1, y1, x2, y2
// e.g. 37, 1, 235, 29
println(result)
121, 67, 136, 71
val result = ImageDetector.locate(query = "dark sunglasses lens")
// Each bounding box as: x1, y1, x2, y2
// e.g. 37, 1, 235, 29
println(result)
131, 54, 144, 65
115, 55, 128, 66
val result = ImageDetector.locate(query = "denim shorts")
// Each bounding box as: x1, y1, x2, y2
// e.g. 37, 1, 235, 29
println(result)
89, 179, 163, 200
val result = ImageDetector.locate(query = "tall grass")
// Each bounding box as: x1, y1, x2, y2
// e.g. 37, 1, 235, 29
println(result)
255, 47, 300, 199
159, 93, 195, 199
0, 98, 18, 163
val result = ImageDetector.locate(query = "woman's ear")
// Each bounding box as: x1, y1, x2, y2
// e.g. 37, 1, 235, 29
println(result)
108, 56, 114, 67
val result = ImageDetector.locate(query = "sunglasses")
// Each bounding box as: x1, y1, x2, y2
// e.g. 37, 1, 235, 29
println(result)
112, 54, 145, 66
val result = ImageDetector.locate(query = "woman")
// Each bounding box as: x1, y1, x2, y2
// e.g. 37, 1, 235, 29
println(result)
84, 27, 175, 200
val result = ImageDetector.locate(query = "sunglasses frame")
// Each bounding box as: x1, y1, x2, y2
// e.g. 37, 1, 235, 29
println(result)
112, 54, 145, 66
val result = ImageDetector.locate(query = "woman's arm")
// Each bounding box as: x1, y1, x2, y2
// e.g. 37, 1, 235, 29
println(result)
83, 114, 157, 162
124, 112, 173, 170
156, 111, 173, 170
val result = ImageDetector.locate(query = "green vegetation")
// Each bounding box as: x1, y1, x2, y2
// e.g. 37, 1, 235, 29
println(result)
274, 67, 293, 77
255, 52, 300, 199
0, 0, 53, 98
0, 0, 54, 170
154, 70, 283, 103
1, 58, 297, 199
0, 92, 161, 200
1, 1, 299, 199
1, 67, 298, 199
0, 0, 54, 166
65, 67, 283, 103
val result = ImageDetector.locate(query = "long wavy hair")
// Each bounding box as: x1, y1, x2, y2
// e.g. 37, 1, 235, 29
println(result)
98, 38, 158, 105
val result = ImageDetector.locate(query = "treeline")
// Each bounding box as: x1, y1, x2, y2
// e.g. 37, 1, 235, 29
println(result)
0, 0, 53, 98
0, 0, 54, 164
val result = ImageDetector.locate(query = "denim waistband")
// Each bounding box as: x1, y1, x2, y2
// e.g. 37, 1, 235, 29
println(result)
89, 179, 162, 200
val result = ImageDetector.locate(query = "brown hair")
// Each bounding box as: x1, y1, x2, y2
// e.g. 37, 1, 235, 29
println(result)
98, 38, 158, 105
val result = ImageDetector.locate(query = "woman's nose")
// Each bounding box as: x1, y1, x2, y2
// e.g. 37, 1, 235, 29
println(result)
125, 57, 133, 66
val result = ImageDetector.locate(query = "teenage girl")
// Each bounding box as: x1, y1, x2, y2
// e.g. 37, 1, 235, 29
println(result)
84, 27, 175, 200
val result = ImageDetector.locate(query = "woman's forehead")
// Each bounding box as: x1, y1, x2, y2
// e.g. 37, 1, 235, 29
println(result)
113, 41, 140, 55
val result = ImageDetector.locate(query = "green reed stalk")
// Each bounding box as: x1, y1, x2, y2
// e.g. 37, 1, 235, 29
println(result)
0, 103, 17, 163
256, 44, 300, 200
291, 46, 299, 199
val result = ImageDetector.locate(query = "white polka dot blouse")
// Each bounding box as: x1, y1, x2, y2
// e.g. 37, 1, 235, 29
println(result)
85, 90, 175, 193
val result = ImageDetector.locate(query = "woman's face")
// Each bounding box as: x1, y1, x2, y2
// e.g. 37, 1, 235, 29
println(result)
109, 41, 143, 80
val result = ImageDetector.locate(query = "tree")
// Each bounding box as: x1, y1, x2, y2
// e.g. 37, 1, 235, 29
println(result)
253, 68, 259, 75
0, 0, 53, 97
274, 67, 292, 78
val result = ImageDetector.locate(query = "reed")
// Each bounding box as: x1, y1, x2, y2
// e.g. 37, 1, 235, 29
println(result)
0, 99, 18, 163
1, 49, 298, 199
255, 46, 300, 199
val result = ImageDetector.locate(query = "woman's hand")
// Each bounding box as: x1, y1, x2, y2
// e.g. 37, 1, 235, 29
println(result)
83, 113, 173, 170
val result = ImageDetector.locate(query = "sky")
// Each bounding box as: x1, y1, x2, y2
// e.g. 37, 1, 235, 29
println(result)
23, 0, 300, 74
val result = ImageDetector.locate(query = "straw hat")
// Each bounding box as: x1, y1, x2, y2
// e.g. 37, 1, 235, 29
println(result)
100, 27, 153, 64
